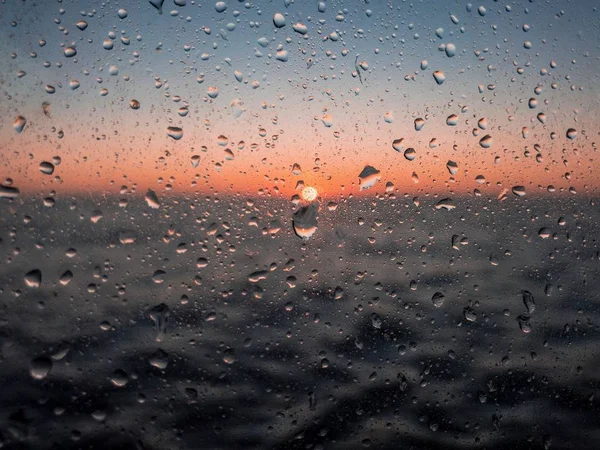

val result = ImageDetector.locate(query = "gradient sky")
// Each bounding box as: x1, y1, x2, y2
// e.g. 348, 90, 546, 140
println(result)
1, 0, 598, 199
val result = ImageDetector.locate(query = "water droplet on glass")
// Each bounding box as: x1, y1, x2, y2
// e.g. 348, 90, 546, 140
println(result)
149, 0, 165, 14
30, 356, 52, 380
446, 114, 458, 126
273, 13, 286, 28
479, 135, 493, 148
64, 47, 77, 57
446, 160, 458, 175
145, 189, 160, 209
292, 22, 308, 35
13, 115, 26, 133
293, 203, 318, 239
522, 290, 536, 314
517, 315, 532, 333
414, 118, 425, 131
215, 2, 227, 13
59, 270, 73, 285
149, 349, 169, 369
358, 165, 381, 190
403, 148, 416, 161
432, 292, 445, 308
433, 70, 446, 85
25, 269, 42, 288
167, 126, 183, 140
512, 186, 526, 197
392, 138, 404, 152
566, 128, 577, 140
538, 227, 551, 239
110, 369, 129, 387
39, 161, 54, 175
149, 303, 170, 342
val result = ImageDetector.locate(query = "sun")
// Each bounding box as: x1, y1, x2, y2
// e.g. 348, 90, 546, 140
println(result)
301, 186, 318, 202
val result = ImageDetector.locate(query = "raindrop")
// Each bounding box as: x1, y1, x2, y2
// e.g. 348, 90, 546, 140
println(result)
30, 356, 52, 380
25, 269, 42, 288
566, 128, 577, 140
149, 0, 165, 14
479, 135, 493, 148
446, 114, 458, 126
215, 2, 227, 13
145, 189, 160, 209
414, 118, 425, 131
446, 160, 458, 175
110, 369, 129, 387
522, 291, 536, 314
167, 126, 183, 140
432, 292, 445, 308
512, 186, 526, 197
293, 203, 318, 239
538, 227, 551, 239
149, 349, 169, 369
392, 138, 404, 152
292, 22, 308, 35
358, 165, 381, 190
403, 148, 416, 161
64, 47, 77, 57
273, 13, 286, 28
39, 161, 54, 175
149, 303, 170, 342
433, 70, 446, 85
517, 316, 532, 333
13, 115, 27, 133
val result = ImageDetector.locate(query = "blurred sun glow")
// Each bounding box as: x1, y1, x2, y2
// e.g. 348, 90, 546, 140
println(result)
301, 186, 318, 202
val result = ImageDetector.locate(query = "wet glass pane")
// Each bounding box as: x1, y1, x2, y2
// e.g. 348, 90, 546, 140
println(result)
0, 0, 599, 448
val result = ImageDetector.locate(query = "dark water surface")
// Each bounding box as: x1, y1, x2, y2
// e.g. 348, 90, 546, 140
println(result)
0, 195, 599, 449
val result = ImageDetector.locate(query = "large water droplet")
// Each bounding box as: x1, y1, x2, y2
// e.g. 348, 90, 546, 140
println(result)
30, 356, 52, 380
432, 292, 445, 307
446, 114, 458, 126
149, 303, 170, 342
149, 349, 169, 369
64, 47, 77, 57
358, 165, 381, 190
293, 203, 318, 239
403, 148, 416, 161
13, 115, 26, 133
522, 290, 536, 314
110, 369, 129, 387
145, 189, 160, 209
25, 269, 42, 288
433, 70, 446, 85
273, 13, 286, 28
167, 126, 183, 140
